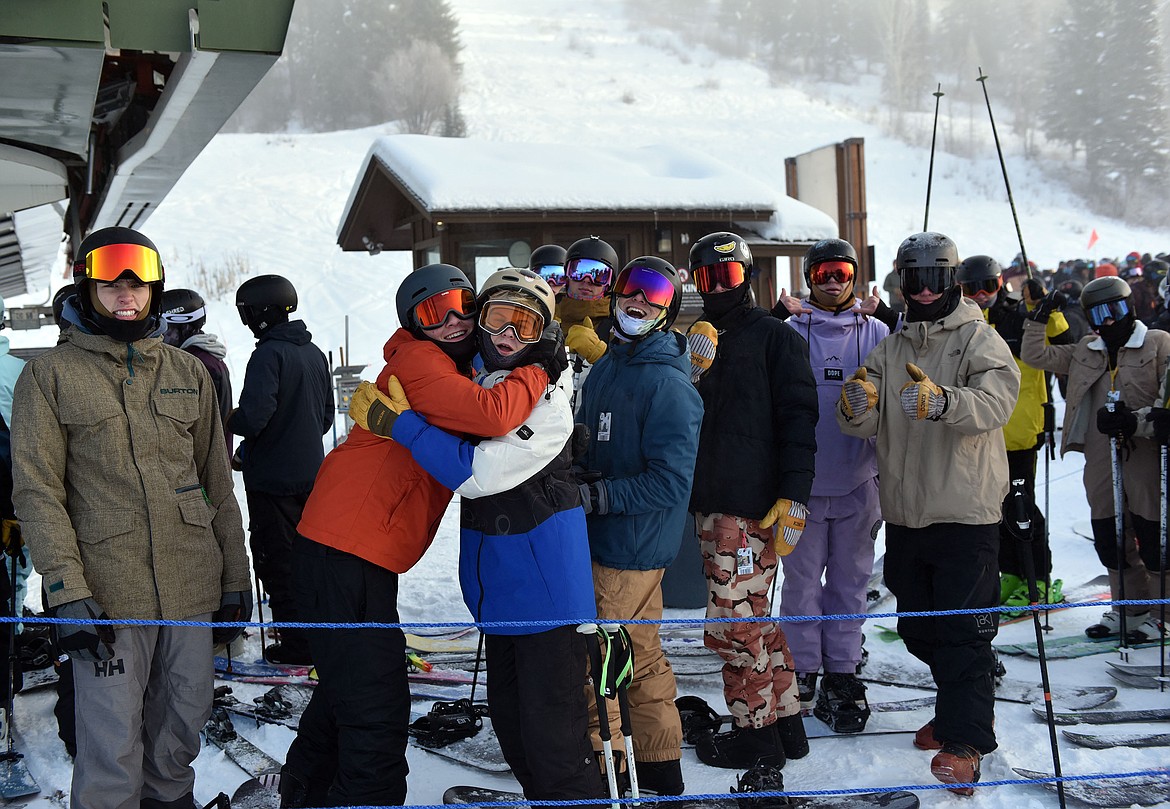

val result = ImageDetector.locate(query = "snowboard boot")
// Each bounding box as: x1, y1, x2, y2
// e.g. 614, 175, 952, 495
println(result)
1126, 612, 1168, 643
731, 762, 787, 809
277, 766, 323, 808
930, 742, 982, 796
636, 758, 684, 796
813, 672, 871, 734
914, 719, 942, 751
774, 712, 809, 760
696, 722, 784, 770
796, 672, 818, 707
1085, 609, 1121, 639
999, 573, 1025, 604
1002, 578, 1064, 618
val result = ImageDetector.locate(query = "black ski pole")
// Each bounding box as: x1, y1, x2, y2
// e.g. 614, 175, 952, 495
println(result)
579, 623, 621, 809
254, 571, 268, 661
923, 83, 944, 232
1107, 395, 1130, 651
976, 68, 1032, 279
609, 626, 639, 802
1160, 370, 1169, 690
1006, 479, 1067, 809
1043, 401, 1057, 631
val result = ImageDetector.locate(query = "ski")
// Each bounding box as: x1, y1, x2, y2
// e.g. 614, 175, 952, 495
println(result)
202, 706, 283, 780
405, 628, 479, 654
1013, 767, 1170, 807
1062, 729, 1170, 750
997, 634, 1164, 660
215, 656, 480, 699
859, 659, 1117, 709
1034, 706, 1170, 725
1105, 667, 1167, 690
444, 784, 921, 809
1107, 652, 1170, 677
230, 774, 281, 809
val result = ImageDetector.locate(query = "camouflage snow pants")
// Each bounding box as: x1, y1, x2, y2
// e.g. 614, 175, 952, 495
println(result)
697, 512, 799, 730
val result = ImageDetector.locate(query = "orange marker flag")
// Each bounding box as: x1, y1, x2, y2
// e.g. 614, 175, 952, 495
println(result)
1087, 228, 1099, 251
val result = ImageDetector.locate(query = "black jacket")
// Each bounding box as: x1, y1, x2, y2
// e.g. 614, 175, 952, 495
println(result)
229, 320, 333, 495
690, 305, 819, 518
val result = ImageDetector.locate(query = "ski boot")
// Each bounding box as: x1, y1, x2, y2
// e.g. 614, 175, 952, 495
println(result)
813, 673, 870, 734
795, 672, 818, 707
913, 719, 942, 751
635, 758, 684, 796
731, 762, 789, 809
1126, 612, 1169, 643
930, 742, 982, 796
1085, 609, 1121, 639
999, 573, 1025, 605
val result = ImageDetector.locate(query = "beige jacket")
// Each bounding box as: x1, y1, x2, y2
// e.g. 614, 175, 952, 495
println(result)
12, 328, 249, 619
836, 297, 1020, 528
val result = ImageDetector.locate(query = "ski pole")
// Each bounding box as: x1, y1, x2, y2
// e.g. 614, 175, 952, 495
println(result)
1107, 396, 1129, 650
923, 84, 944, 232
976, 68, 1032, 279
608, 626, 639, 803
254, 571, 267, 660
1043, 400, 1057, 631
579, 623, 621, 809
1160, 368, 1170, 690
1007, 479, 1067, 809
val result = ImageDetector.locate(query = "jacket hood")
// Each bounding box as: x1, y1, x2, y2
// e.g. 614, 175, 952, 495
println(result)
788, 299, 869, 331
257, 319, 313, 346
896, 295, 985, 352
60, 296, 166, 341
181, 331, 228, 359
608, 328, 689, 372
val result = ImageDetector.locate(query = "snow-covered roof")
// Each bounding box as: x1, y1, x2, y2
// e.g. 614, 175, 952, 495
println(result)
339, 134, 838, 243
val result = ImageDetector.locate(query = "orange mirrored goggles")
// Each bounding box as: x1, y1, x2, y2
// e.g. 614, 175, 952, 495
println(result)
415, 288, 477, 329
76, 243, 164, 283
692, 261, 748, 293
479, 300, 545, 343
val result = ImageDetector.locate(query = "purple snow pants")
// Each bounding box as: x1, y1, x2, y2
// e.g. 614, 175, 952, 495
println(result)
779, 478, 879, 675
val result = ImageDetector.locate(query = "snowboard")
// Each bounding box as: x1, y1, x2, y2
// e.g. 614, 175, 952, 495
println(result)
408, 708, 509, 773
443, 784, 921, 809
859, 659, 1117, 709
997, 634, 1164, 660
202, 707, 283, 779
1034, 706, 1170, 725
405, 628, 480, 654
1062, 729, 1170, 750
214, 656, 482, 700
1013, 767, 1170, 807
230, 776, 281, 809
677, 695, 929, 742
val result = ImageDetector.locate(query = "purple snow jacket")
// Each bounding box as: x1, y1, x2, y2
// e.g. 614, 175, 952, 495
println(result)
785, 302, 889, 497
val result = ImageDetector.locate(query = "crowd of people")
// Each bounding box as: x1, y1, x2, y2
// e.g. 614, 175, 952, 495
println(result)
1, 224, 1168, 808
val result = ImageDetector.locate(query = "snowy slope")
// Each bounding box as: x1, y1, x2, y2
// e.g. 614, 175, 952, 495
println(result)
3, 1, 1168, 806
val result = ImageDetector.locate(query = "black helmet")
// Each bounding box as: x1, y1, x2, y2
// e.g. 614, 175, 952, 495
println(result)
1056, 279, 1084, 301
72, 226, 165, 341
609, 256, 684, 339
1081, 276, 1131, 310
895, 232, 959, 272
529, 244, 567, 270
161, 288, 207, 346
1143, 258, 1169, 282
52, 283, 76, 327
689, 231, 754, 278
802, 238, 857, 281
565, 236, 619, 273
395, 263, 474, 335
956, 255, 1003, 284
236, 274, 297, 336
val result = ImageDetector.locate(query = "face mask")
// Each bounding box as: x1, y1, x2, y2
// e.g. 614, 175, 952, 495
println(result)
904, 285, 961, 323
614, 307, 661, 339
1096, 316, 1135, 350
700, 284, 749, 319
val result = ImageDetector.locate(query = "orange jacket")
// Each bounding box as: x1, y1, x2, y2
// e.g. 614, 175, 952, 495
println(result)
297, 329, 548, 573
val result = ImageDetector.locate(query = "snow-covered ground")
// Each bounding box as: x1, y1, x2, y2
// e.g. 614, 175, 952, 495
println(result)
4, 0, 1169, 806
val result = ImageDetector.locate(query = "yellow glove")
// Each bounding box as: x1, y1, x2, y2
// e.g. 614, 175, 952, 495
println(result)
566, 318, 607, 364
686, 320, 718, 383
1, 519, 22, 555
760, 498, 808, 556
349, 377, 412, 437
840, 367, 878, 420
899, 363, 948, 421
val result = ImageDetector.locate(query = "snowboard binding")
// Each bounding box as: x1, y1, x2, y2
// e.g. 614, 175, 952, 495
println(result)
812, 673, 871, 734
732, 762, 791, 809
407, 698, 487, 748
676, 695, 725, 744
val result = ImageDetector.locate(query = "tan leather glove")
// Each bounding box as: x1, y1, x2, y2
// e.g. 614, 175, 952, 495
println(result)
899, 363, 948, 421
1, 519, 22, 555
686, 320, 718, 384
566, 317, 607, 364
840, 367, 878, 420
760, 498, 808, 557
349, 377, 412, 437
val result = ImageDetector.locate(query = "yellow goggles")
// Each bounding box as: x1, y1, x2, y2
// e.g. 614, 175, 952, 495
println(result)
77, 243, 164, 283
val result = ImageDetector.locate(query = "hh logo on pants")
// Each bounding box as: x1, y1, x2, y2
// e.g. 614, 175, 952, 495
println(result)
92, 658, 126, 677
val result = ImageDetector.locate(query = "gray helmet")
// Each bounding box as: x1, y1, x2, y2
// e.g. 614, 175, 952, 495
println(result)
895, 232, 959, 271
1080, 276, 1131, 310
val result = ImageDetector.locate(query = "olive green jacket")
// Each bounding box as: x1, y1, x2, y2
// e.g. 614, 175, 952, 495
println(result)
12, 328, 249, 619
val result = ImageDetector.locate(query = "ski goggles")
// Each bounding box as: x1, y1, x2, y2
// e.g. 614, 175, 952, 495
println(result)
478, 299, 545, 343
900, 266, 955, 296
1086, 298, 1131, 328
415, 288, 477, 330
533, 264, 566, 286
960, 277, 1002, 298
612, 264, 675, 310
808, 260, 855, 286
76, 242, 164, 283
162, 305, 206, 324
692, 261, 749, 294
564, 258, 613, 287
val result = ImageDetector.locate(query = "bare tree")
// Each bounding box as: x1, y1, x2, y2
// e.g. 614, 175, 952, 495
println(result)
376, 41, 461, 136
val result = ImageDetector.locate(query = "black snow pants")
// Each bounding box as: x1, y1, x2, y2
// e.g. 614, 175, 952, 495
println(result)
246, 489, 311, 659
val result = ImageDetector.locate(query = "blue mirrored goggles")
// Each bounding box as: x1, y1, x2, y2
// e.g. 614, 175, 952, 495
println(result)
1086, 298, 1131, 328
534, 264, 566, 285
565, 258, 613, 286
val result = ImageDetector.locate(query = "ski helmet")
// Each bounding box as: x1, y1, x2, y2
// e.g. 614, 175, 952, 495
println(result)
477, 267, 555, 324
956, 255, 1003, 306
161, 288, 207, 346
1144, 258, 1169, 283
476, 267, 554, 371
529, 244, 567, 272
395, 263, 475, 335
52, 283, 75, 327
236, 274, 297, 336
1056, 279, 1084, 302
72, 226, 166, 342
1081, 276, 1134, 338
802, 238, 857, 283
564, 237, 619, 274
564, 236, 619, 300
689, 231, 754, 285
896, 232, 961, 322
609, 256, 683, 339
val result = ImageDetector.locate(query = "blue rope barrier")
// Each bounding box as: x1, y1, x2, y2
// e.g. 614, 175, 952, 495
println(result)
7, 597, 1167, 631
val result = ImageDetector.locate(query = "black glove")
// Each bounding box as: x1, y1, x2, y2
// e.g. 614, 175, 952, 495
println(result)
1147, 407, 1170, 445
1097, 402, 1137, 440
1022, 277, 1047, 304
53, 597, 116, 663
573, 468, 608, 515
571, 423, 591, 462
529, 322, 569, 384
212, 589, 253, 647
1025, 291, 1067, 324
